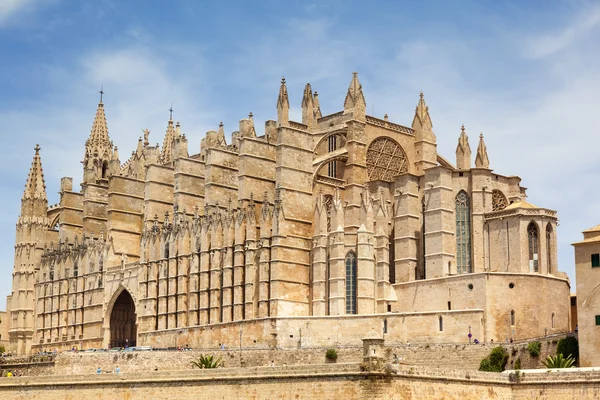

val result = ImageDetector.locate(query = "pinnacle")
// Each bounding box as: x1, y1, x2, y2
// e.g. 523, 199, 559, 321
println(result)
344, 72, 366, 110
302, 83, 313, 108
23, 144, 47, 202
412, 91, 433, 129
277, 76, 290, 109
161, 112, 177, 163
88, 100, 110, 145
475, 133, 490, 169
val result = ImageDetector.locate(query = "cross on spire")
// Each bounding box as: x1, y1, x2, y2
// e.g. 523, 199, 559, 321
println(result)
99, 85, 104, 103
169, 103, 174, 120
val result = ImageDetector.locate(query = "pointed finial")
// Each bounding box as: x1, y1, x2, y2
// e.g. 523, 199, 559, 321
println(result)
169, 103, 174, 120
249, 112, 253, 119
99, 85, 104, 103
461, 124, 465, 133
480, 133, 484, 139
281, 76, 286, 84
34, 144, 40, 154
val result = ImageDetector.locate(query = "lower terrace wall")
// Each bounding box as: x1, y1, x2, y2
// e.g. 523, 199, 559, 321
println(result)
6, 335, 568, 376
1, 363, 600, 400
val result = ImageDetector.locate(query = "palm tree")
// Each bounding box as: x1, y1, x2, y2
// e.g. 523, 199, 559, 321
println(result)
542, 354, 576, 369
190, 354, 224, 369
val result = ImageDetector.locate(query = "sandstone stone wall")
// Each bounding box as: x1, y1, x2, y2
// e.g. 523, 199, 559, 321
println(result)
1, 363, 600, 399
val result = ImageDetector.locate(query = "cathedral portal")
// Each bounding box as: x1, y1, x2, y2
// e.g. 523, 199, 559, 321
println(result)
109, 290, 137, 348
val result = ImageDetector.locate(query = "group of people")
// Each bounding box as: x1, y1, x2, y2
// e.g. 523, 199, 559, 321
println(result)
96, 366, 120, 374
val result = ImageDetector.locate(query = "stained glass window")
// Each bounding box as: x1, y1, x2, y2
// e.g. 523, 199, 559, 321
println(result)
345, 251, 357, 314
455, 191, 472, 274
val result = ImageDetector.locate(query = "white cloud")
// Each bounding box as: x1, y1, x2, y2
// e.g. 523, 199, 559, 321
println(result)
525, 2, 600, 59
0, 0, 48, 24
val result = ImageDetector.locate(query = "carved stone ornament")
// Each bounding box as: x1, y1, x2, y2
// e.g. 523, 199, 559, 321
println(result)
366, 137, 408, 182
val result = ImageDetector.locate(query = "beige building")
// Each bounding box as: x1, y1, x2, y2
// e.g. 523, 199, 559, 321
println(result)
573, 224, 600, 366
6, 73, 571, 355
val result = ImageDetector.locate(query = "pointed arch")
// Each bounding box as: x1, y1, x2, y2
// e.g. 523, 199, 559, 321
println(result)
345, 251, 357, 314
107, 286, 137, 349
528, 222, 539, 272
438, 315, 444, 331
546, 223, 553, 274
102, 161, 109, 179
455, 190, 472, 274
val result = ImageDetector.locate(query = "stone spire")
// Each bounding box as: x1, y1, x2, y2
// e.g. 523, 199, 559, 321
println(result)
412, 92, 437, 175
412, 91, 433, 130
161, 108, 176, 164
83, 91, 113, 183
22, 144, 47, 203
302, 83, 317, 129
455, 124, 472, 170
313, 91, 322, 119
343, 72, 366, 119
475, 133, 490, 169
277, 77, 289, 125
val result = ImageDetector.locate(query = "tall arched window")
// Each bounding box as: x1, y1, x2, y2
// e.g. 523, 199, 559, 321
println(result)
551, 313, 555, 328
438, 315, 444, 331
102, 161, 108, 179
345, 251, 357, 314
528, 222, 539, 272
327, 135, 337, 177
546, 224, 553, 274
455, 191, 472, 274
510, 310, 515, 326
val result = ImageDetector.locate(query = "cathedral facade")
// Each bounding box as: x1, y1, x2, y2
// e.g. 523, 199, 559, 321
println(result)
7, 74, 570, 355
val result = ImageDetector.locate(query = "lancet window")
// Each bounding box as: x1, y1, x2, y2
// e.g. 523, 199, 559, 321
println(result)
528, 222, 539, 272
455, 191, 472, 274
328, 135, 337, 178
345, 251, 357, 314
546, 224, 553, 274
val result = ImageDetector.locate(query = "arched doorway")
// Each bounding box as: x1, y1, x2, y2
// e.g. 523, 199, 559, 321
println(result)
109, 290, 137, 348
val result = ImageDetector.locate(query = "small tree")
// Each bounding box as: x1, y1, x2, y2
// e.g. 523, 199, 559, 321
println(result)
527, 341, 541, 357
190, 354, 224, 369
479, 346, 509, 372
0, 345, 5, 354
542, 354, 575, 369
557, 336, 579, 363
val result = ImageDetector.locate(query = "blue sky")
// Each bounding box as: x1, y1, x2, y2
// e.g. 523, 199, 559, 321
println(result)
1, 0, 599, 302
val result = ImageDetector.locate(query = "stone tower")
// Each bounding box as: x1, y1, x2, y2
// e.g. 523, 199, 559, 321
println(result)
8, 145, 49, 354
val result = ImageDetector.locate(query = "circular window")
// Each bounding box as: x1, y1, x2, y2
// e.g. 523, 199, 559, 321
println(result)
468, 284, 474, 291
509, 283, 515, 289
366, 137, 408, 182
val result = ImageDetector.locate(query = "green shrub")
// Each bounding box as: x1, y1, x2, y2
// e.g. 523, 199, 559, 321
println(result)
542, 354, 575, 369
514, 357, 521, 370
0, 345, 5, 354
557, 336, 579, 363
325, 348, 338, 360
479, 346, 509, 372
528, 341, 541, 357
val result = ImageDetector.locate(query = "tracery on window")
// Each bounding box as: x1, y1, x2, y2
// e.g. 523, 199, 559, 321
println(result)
366, 137, 408, 182
455, 191, 472, 274
492, 190, 508, 211
528, 222, 539, 272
